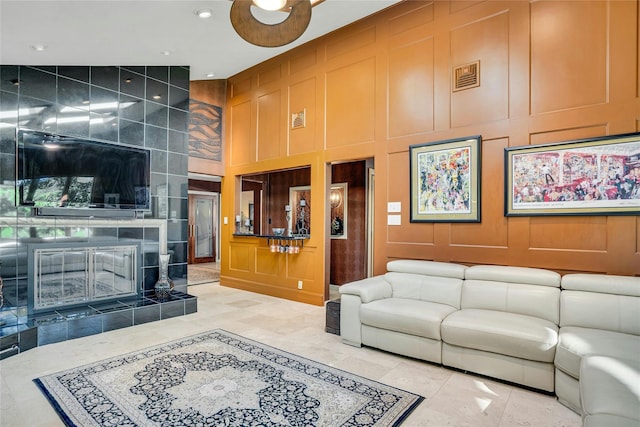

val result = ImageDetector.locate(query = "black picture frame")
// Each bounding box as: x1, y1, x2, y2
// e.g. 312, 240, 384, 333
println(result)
504, 132, 640, 216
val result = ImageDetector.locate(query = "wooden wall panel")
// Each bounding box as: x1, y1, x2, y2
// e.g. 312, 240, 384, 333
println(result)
230, 76, 251, 98
256, 248, 280, 276
325, 58, 376, 148
229, 100, 253, 165
289, 49, 317, 75
529, 217, 607, 251
258, 64, 282, 87
257, 90, 282, 161
287, 250, 316, 281
531, 1, 608, 114
530, 125, 609, 147
223, 0, 640, 307
450, 10, 509, 127
289, 78, 317, 156
450, 1, 487, 15
229, 244, 251, 271
326, 26, 376, 61
388, 37, 435, 138
387, 1, 434, 36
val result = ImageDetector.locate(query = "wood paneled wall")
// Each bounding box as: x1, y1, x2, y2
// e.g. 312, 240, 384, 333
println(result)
220, 0, 640, 305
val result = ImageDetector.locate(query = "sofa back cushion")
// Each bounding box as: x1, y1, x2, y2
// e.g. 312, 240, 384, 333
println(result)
385, 260, 467, 309
460, 265, 561, 324
386, 260, 467, 279
386, 272, 463, 308
560, 274, 640, 335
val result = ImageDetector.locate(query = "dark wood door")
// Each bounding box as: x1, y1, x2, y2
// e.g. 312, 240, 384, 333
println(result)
188, 194, 217, 264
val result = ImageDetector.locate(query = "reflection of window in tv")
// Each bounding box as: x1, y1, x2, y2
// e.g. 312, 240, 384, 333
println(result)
30, 176, 94, 207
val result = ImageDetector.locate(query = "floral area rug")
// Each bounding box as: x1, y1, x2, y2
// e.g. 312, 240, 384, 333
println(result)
34, 330, 423, 426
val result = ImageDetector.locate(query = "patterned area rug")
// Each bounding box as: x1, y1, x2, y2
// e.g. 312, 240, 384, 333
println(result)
34, 330, 423, 426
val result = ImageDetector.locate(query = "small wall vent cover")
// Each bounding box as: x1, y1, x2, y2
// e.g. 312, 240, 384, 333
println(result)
291, 109, 306, 129
453, 60, 480, 92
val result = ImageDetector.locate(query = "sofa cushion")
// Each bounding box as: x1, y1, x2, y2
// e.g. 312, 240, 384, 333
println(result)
560, 290, 640, 335
386, 259, 466, 279
441, 309, 558, 362
580, 355, 640, 423
385, 272, 463, 308
562, 273, 640, 297
461, 280, 561, 324
465, 265, 561, 287
360, 298, 457, 340
555, 326, 640, 379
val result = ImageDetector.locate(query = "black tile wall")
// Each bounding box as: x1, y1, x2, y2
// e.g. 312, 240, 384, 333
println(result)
0, 65, 191, 342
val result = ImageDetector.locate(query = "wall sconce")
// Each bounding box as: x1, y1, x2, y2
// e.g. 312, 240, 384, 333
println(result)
230, 0, 312, 47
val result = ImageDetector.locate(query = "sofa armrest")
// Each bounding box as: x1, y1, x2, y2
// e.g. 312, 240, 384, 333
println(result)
339, 276, 392, 303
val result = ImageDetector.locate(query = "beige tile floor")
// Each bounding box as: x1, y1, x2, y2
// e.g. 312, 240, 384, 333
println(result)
0, 283, 582, 427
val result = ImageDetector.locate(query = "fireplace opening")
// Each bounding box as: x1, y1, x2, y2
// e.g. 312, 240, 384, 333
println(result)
28, 242, 142, 314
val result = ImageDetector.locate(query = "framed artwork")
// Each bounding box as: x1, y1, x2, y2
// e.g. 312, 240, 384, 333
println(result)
505, 133, 640, 216
289, 186, 311, 236
330, 183, 347, 239
410, 135, 482, 222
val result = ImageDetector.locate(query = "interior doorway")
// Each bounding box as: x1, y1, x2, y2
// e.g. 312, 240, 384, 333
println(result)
328, 159, 374, 300
188, 193, 219, 264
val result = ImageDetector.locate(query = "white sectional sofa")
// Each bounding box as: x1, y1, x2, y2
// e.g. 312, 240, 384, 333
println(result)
339, 260, 640, 426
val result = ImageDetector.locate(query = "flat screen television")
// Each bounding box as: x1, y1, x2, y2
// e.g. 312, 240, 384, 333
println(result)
16, 129, 151, 217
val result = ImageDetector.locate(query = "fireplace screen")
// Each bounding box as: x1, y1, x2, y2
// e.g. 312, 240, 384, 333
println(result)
33, 245, 138, 311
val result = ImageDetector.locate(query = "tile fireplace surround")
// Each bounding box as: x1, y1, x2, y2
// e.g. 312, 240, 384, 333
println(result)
0, 65, 195, 359
0, 217, 197, 360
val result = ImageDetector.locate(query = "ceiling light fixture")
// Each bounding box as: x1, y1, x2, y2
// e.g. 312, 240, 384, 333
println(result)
230, 0, 312, 48
252, 0, 286, 11
30, 44, 47, 52
205, 72, 216, 78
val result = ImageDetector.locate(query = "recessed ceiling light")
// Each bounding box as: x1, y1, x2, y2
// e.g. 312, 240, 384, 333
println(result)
153, 94, 162, 100
161, 50, 171, 56
30, 44, 47, 52
205, 72, 215, 78
195, 8, 212, 18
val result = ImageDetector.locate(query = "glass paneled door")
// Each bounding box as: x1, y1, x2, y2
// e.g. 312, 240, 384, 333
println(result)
188, 194, 218, 264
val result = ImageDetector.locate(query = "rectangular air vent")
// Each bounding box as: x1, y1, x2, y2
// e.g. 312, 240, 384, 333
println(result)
291, 109, 306, 129
453, 60, 480, 92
